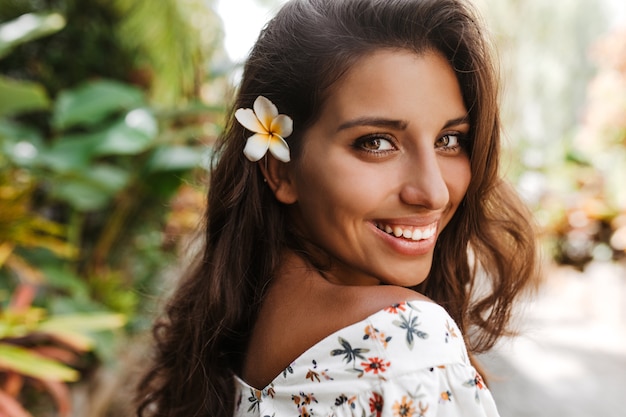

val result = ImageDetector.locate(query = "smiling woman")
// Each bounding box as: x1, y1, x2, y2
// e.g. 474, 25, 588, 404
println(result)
136, 1, 540, 416
281, 50, 471, 288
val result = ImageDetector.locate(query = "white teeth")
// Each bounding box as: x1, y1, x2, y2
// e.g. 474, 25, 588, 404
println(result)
378, 223, 436, 241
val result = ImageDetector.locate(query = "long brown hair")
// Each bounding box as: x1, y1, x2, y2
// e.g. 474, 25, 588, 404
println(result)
136, 0, 539, 415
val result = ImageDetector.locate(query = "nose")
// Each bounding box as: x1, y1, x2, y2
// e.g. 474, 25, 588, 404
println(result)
399, 149, 449, 210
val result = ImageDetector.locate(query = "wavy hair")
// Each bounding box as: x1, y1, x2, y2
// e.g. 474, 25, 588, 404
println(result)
136, 0, 539, 415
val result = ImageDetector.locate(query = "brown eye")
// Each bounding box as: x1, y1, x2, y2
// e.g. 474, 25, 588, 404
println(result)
358, 136, 395, 152
435, 133, 467, 152
435, 135, 454, 148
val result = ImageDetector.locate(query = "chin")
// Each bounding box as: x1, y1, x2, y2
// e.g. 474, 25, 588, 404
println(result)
381, 269, 431, 288
400, 261, 433, 286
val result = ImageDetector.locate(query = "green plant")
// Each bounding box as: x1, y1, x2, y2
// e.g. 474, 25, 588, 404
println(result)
0, 284, 125, 417
0, 5, 224, 413
0, 12, 127, 416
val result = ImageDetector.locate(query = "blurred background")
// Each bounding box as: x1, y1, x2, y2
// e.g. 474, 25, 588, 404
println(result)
0, 0, 624, 416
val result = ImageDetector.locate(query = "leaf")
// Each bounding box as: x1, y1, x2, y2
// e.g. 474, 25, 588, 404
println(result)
38, 313, 126, 351
40, 313, 126, 333
49, 164, 130, 211
43, 111, 157, 169
42, 329, 94, 352
0, 76, 50, 116
0, 119, 43, 144
83, 164, 130, 194
0, 344, 79, 382
145, 145, 203, 172
39, 134, 99, 172
92, 116, 156, 156
48, 179, 111, 211
41, 267, 90, 300
0, 12, 66, 59
0, 306, 45, 339
52, 80, 145, 130
123, 108, 158, 137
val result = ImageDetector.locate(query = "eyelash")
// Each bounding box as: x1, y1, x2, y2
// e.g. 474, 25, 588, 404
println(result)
354, 132, 469, 156
353, 134, 397, 155
435, 133, 469, 153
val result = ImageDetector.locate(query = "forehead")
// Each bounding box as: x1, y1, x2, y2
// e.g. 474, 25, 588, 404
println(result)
316, 48, 466, 128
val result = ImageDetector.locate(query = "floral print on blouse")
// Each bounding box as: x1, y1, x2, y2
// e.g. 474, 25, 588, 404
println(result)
234, 300, 500, 417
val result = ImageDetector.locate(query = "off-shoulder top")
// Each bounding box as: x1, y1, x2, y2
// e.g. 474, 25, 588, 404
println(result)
234, 300, 500, 417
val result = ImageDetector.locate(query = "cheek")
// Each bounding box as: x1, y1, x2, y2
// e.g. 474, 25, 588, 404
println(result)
292, 153, 375, 231
446, 158, 472, 204
296, 165, 358, 216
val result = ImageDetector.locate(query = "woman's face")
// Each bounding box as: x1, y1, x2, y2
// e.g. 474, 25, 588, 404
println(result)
286, 49, 471, 287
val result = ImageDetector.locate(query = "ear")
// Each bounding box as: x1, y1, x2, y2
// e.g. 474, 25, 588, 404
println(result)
259, 155, 298, 204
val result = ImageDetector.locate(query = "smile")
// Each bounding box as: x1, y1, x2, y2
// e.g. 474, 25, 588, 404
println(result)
374, 222, 437, 241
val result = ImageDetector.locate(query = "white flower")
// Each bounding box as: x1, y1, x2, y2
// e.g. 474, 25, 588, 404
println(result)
234, 95, 293, 163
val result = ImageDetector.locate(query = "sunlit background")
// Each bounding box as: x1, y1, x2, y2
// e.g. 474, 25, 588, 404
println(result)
1, 0, 625, 416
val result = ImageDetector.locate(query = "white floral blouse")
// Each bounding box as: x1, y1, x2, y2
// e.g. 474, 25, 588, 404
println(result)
234, 300, 500, 417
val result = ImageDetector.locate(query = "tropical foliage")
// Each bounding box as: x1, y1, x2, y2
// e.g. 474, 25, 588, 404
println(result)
0, 0, 225, 414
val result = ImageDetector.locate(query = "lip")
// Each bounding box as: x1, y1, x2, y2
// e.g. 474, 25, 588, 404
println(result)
370, 218, 439, 256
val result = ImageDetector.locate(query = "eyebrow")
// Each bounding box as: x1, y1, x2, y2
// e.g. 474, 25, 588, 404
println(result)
442, 115, 470, 129
337, 117, 408, 132
336, 114, 470, 132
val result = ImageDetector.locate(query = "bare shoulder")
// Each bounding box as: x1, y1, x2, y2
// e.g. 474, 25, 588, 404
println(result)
336, 283, 433, 322
242, 255, 432, 388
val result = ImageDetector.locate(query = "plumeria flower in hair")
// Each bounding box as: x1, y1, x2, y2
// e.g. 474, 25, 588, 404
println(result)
235, 95, 293, 163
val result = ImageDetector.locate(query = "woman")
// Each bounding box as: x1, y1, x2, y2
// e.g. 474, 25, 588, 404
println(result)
137, 0, 539, 416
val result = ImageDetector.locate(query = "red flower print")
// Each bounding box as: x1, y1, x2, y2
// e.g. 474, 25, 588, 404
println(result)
369, 392, 384, 417
361, 357, 390, 374
384, 302, 407, 314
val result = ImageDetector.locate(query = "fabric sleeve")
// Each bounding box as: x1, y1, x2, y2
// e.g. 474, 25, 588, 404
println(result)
330, 363, 500, 417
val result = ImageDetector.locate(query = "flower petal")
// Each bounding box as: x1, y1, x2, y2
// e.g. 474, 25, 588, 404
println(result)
235, 108, 266, 134
268, 135, 291, 163
270, 114, 293, 138
253, 96, 278, 132
243, 133, 271, 162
